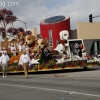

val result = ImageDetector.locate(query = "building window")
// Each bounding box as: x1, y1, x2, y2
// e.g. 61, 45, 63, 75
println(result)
48, 29, 53, 47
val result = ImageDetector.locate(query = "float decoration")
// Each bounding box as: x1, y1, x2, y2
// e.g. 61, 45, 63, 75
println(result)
6, 29, 100, 73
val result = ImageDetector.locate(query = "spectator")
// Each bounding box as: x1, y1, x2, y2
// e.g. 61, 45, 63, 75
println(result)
18, 50, 31, 79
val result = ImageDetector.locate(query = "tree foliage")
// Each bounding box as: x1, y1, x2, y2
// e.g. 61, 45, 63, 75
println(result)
0, 8, 32, 41
0, 8, 18, 39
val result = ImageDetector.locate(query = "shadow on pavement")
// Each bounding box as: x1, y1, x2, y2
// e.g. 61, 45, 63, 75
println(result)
1, 66, 99, 76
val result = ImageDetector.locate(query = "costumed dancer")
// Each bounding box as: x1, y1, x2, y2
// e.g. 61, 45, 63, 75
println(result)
18, 41, 25, 52
18, 50, 31, 79
10, 43, 17, 56
0, 51, 9, 78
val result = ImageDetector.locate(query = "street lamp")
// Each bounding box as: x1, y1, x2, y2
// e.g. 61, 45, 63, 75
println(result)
16, 19, 27, 31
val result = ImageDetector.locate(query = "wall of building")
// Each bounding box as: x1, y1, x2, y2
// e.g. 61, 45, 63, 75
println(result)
71, 29, 77, 39
77, 22, 100, 55
77, 22, 100, 39
30, 28, 37, 37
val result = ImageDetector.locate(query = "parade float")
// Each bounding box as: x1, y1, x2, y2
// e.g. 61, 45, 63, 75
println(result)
5, 30, 100, 73
0, 8, 99, 73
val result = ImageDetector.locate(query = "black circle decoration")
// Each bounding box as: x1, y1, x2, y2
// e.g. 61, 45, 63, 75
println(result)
44, 15, 65, 23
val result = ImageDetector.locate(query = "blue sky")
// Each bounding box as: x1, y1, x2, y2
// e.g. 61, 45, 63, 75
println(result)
0, 0, 100, 34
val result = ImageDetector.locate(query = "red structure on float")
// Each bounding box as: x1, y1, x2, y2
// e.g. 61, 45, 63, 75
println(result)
40, 15, 71, 48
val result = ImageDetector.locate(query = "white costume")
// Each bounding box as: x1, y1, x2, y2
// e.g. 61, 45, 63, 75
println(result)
19, 54, 31, 65
0, 52, 9, 77
1, 54, 9, 65
18, 44, 25, 52
10, 44, 16, 56
25, 46, 30, 57
11, 47, 16, 51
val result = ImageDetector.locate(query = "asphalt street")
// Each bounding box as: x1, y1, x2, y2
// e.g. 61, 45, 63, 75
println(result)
0, 67, 100, 100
